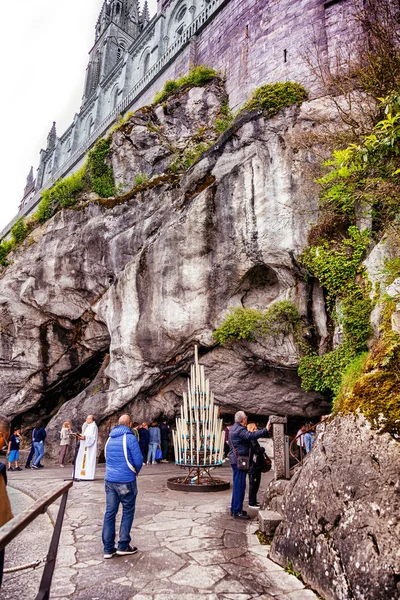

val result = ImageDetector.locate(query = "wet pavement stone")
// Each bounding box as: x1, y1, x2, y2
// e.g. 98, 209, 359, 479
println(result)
2, 463, 318, 599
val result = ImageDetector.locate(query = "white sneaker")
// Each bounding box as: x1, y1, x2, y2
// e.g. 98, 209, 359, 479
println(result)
104, 550, 116, 559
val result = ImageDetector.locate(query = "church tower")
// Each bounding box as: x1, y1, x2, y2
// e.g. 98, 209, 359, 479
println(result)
82, 0, 142, 105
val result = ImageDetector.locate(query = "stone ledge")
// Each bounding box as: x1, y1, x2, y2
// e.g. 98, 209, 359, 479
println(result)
258, 510, 283, 536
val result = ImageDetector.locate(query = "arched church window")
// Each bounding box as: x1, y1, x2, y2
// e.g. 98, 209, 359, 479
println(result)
112, 88, 120, 110
143, 52, 150, 75
88, 118, 95, 138
116, 2, 121, 14
176, 5, 187, 22
117, 46, 122, 61
176, 25, 184, 37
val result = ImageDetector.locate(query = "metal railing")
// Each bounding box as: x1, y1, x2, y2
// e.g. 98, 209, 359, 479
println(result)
1, 0, 230, 239
289, 418, 328, 472
0, 481, 73, 600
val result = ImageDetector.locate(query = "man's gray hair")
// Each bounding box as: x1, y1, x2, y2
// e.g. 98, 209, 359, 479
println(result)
234, 411, 247, 423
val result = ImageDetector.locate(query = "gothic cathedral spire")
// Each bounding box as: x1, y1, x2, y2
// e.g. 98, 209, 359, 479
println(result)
95, 0, 141, 41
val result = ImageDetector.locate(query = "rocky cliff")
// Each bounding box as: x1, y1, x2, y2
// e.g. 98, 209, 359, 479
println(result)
270, 415, 400, 600
0, 79, 329, 451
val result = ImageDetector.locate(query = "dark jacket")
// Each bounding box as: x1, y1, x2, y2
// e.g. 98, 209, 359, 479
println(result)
229, 423, 268, 465
249, 439, 265, 474
33, 427, 46, 443
105, 425, 143, 483
138, 427, 150, 448
159, 423, 170, 441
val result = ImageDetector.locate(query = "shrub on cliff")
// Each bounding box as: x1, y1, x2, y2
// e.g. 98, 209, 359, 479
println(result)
240, 82, 308, 118
34, 167, 87, 224
334, 333, 400, 436
213, 301, 302, 345
153, 65, 219, 104
86, 137, 116, 198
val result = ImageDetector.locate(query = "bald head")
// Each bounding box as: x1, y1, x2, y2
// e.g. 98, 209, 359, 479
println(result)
119, 414, 132, 427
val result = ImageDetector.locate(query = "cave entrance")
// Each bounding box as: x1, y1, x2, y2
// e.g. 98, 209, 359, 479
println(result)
18, 348, 109, 432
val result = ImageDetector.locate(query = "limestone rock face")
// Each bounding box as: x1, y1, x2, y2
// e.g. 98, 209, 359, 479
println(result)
271, 415, 400, 600
0, 83, 328, 452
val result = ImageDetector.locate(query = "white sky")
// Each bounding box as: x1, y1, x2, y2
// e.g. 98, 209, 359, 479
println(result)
0, 0, 157, 232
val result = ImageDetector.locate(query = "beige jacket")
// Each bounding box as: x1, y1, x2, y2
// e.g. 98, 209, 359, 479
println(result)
0, 473, 13, 527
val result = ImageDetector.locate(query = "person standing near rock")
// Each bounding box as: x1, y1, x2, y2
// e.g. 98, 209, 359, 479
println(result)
138, 422, 150, 460
229, 411, 268, 519
0, 416, 13, 589
159, 420, 170, 462
59, 421, 72, 467
102, 414, 143, 558
247, 422, 266, 508
7, 427, 22, 471
75, 415, 98, 480
147, 421, 161, 465
31, 421, 47, 469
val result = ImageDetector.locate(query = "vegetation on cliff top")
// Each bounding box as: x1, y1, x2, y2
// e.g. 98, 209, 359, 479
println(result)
153, 65, 219, 104
240, 81, 307, 118
213, 301, 302, 346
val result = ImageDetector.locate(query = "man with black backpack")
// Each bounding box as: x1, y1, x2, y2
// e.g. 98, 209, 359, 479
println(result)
0, 415, 13, 589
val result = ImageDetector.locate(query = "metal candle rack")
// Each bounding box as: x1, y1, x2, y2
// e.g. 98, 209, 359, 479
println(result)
172, 346, 225, 485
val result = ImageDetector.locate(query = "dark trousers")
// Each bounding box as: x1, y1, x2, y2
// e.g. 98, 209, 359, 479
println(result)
25, 444, 35, 467
248, 469, 262, 505
230, 464, 247, 514
161, 439, 169, 460
140, 445, 148, 460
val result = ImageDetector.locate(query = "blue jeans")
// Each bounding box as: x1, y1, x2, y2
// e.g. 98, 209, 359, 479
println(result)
102, 480, 137, 553
231, 464, 247, 514
33, 441, 45, 466
147, 442, 158, 463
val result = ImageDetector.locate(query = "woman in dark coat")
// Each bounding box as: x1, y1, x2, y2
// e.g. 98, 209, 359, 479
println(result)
247, 422, 266, 508
138, 422, 150, 460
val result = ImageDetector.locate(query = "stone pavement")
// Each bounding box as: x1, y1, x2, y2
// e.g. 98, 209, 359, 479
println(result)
2, 463, 318, 600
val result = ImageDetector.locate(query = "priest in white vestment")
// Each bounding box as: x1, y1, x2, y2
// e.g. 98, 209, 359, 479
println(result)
75, 415, 98, 480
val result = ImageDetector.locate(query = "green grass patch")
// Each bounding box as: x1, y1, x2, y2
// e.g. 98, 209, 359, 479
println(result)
240, 81, 308, 118
213, 301, 302, 346
153, 65, 219, 104
87, 137, 116, 197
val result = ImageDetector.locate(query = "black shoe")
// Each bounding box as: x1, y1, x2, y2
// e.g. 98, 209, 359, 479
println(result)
116, 545, 138, 556
25, 465, 30, 469
38, 464, 45, 468
248, 502, 260, 508
232, 512, 250, 520
15, 467, 23, 471
8, 468, 14, 472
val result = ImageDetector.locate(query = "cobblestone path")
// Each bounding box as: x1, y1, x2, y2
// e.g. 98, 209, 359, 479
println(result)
2, 463, 317, 600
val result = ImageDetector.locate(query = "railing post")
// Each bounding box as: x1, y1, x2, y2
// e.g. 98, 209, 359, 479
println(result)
35, 489, 70, 600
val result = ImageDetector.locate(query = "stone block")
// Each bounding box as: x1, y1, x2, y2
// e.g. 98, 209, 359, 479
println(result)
269, 415, 288, 424
258, 510, 283, 536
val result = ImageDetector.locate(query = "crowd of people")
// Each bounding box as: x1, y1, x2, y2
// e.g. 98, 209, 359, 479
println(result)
0, 410, 320, 569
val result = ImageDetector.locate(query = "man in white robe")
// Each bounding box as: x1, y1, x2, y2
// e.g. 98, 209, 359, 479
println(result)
75, 415, 98, 481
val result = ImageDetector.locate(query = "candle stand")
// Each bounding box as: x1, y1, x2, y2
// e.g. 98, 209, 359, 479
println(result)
167, 346, 230, 493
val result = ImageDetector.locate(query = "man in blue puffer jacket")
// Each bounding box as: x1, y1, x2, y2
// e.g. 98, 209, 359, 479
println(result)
102, 414, 143, 559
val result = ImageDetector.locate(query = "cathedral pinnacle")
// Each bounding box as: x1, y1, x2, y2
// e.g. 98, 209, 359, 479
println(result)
26, 166, 34, 187
46, 122, 57, 151
141, 1, 150, 23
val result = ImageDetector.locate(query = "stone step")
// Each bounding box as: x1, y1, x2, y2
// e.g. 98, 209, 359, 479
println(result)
258, 509, 283, 536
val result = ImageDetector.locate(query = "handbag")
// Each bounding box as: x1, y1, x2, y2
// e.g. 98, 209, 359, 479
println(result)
259, 451, 272, 473
230, 434, 250, 471
155, 447, 163, 461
